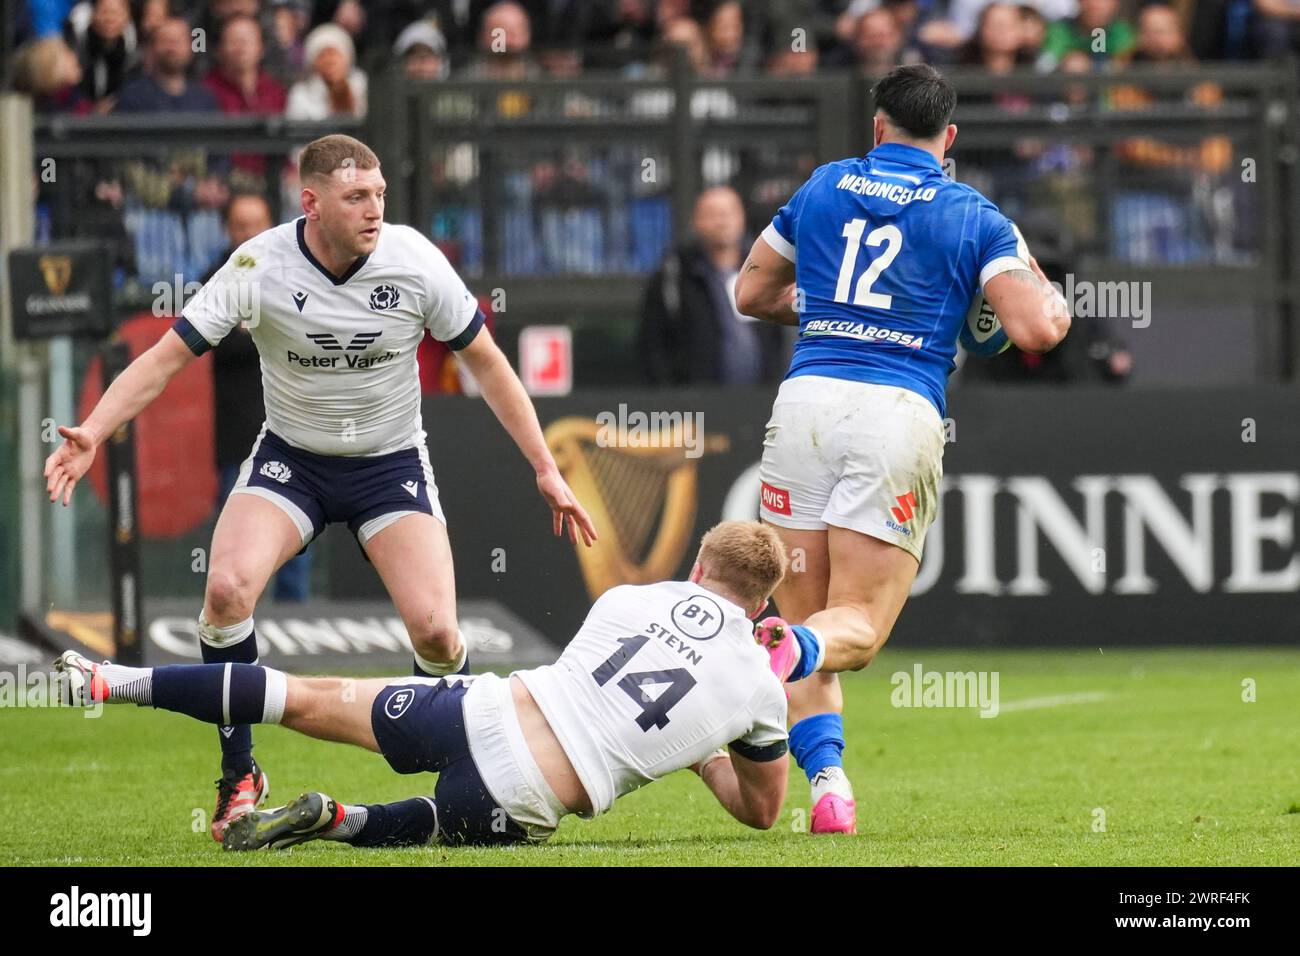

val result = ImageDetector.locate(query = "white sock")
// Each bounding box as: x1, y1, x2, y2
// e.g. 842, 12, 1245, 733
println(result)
810, 766, 854, 803
321, 805, 368, 841
412, 635, 467, 677
95, 663, 153, 703
198, 611, 255, 648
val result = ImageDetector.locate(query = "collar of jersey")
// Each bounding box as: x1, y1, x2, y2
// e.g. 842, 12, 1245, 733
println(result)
866, 142, 942, 173
296, 217, 370, 285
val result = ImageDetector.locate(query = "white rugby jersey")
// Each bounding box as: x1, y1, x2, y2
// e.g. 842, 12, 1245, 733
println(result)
515, 581, 789, 817
177, 218, 482, 456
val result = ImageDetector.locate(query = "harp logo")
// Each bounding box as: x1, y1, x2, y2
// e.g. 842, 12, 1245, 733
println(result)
39, 255, 73, 295
545, 416, 730, 600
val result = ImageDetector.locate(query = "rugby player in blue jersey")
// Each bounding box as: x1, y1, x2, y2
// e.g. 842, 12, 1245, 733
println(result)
735, 65, 1071, 834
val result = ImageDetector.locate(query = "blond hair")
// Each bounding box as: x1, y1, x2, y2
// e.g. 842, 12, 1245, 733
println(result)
12, 38, 72, 97
298, 134, 379, 183
696, 521, 788, 609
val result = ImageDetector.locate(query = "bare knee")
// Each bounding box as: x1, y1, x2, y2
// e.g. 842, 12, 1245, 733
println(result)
204, 566, 260, 623
407, 613, 461, 664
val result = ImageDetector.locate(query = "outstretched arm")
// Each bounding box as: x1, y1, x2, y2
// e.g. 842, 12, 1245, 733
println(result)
455, 330, 597, 546
44, 328, 196, 506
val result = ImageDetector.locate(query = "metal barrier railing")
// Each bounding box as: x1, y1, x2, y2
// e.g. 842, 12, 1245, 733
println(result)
28, 62, 1300, 382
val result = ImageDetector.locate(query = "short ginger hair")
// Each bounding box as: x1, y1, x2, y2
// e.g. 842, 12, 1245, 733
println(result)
696, 521, 788, 609
298, 134, 380, 184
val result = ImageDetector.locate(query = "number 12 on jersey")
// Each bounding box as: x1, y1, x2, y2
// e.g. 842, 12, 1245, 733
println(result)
591, 635, 697, 731
834, 221, 902, 309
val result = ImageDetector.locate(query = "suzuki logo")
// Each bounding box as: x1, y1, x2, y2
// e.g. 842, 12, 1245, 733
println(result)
891, 491, 917, 524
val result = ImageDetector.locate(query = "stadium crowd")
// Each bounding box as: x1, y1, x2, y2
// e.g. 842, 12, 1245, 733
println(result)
6, 0, 1286, 110
5, 0, 1252, 392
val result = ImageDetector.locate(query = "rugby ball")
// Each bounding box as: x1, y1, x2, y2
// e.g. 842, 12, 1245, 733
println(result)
959, 292, 1011, 357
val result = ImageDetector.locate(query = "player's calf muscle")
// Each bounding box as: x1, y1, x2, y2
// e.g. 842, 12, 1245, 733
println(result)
282, 677, 381, 752
809, 605, 879, 671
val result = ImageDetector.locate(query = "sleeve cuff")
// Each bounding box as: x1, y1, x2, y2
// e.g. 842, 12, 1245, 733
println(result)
729, 738, 789, 763
172, 316, 214, 356
979, 255, 1030, 291
443, 308, 486, 351
761, 222, 796, 263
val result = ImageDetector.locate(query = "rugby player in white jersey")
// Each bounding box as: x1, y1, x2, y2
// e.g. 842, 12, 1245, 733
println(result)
735, 66, 1070, 834
42, 134, 597, 841
55, 522, 790, 848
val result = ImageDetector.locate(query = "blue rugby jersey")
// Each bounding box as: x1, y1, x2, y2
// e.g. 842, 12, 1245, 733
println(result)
762, 142, 1028, 416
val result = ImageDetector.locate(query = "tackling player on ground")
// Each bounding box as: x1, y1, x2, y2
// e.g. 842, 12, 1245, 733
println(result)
55, 522, 789, 848
735, 65, 1070, 834
42, 134, 597, 842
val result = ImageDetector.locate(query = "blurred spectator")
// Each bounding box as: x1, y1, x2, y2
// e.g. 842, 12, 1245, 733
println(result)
325, 0, 368, 63
205, 192, 312, 602
960, 3, 1035, 71
918, 0, 1076, 51
286, 23, 367, 119
1041, 0, 1135, 68
136, 0, 170, 39
12, 36, 92, 112
203, 15, 286, 114
660, 13, 712, 72
825, 6, 907, 72
198, 0, 310, 89
204, 15, 287, 183
114, 16, 218, 112
395, 19, 450, 80
854, 6, 907, 72
1106, 4, 1233, 263
639, 187, 787, 385
268, 0, 311, 81
1017, 4, 1051, 67
1253, 0, 1300, 58
62, 0, 138, 106
703, 0, 754, 75
467, 1, 540, 80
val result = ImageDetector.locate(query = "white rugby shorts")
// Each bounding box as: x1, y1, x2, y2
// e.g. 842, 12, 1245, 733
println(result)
758, 376, 945, 562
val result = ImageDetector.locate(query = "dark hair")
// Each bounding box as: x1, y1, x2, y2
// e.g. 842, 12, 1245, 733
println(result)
222, 191, 270, 224
871, 64, 956, 139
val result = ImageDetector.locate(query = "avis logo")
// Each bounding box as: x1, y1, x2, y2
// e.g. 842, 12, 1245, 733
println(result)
306, 331, 381, 352
760, 481, 791, 516
260, 461, 292, 484
369, 284, 400, 310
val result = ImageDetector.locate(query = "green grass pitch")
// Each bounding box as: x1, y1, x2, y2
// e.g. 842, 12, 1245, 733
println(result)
2, 648, 1297, 866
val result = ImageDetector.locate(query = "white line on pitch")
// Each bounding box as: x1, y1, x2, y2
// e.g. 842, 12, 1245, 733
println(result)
997, 691, 1108, 713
